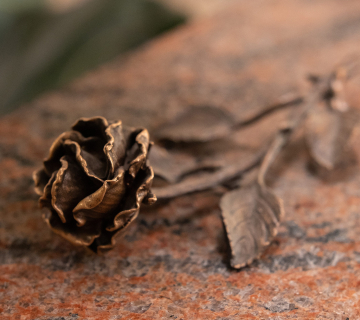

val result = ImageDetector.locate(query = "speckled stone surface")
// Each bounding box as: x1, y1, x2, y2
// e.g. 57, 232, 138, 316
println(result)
2, 0, 360, 319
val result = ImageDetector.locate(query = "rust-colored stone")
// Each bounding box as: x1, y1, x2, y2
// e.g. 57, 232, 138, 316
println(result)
2, 0, 360, 318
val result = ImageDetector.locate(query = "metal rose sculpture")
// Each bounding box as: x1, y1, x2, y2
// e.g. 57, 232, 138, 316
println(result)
32, 65, 358, 268
33, 117, 156, 253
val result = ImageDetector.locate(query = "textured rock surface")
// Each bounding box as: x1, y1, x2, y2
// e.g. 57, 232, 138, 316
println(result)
2, 0, 360, 319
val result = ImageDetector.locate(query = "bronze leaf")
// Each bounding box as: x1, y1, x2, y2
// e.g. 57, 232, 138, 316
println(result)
220, 128, 290, 269
220, 181, 284, 269
149, 144, 198, 183
154, 105, 234, 143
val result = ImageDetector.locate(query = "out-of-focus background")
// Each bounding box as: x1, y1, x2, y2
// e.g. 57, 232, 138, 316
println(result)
0, 0, 230, 114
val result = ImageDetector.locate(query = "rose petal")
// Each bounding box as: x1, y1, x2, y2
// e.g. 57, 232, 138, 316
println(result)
73, 167, 126, 226
87, 211, 135, 253
71, 117, 111, 179
43, 131, 84, 176
107, 166, 154, 232
43, 129, 108, 180
87, 166, 154, 253
64, 140, 106, 181
51, 156, 101, 223
71, 116, 108, 140
43, 208, 101, 246
103, 121, 130, 177
39, 171, 57, 209
76, 135, 108, 178
33, 168, 50, 196
124, 129, 150, 179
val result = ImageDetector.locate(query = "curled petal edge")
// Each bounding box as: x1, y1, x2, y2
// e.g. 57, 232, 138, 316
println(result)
50, 158, 69, 223
94, 167, 155, 253
43, 210, 101, 247
72, 168, 126, 227
127, 129, 150, 178
64, 140, 103, 183
104, 120, 125, 177
33, 168, 49, 196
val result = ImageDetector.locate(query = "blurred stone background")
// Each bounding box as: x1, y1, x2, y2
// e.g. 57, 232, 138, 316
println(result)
0, 0, 191, 114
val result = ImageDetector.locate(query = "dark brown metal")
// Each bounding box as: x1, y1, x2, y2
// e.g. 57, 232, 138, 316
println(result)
33, 116, 156, 253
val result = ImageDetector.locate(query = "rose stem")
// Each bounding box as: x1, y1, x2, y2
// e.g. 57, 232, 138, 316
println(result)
232, 94, 304, 130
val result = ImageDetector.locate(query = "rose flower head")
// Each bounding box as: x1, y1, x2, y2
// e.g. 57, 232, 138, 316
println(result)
33, 117, 156, 253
